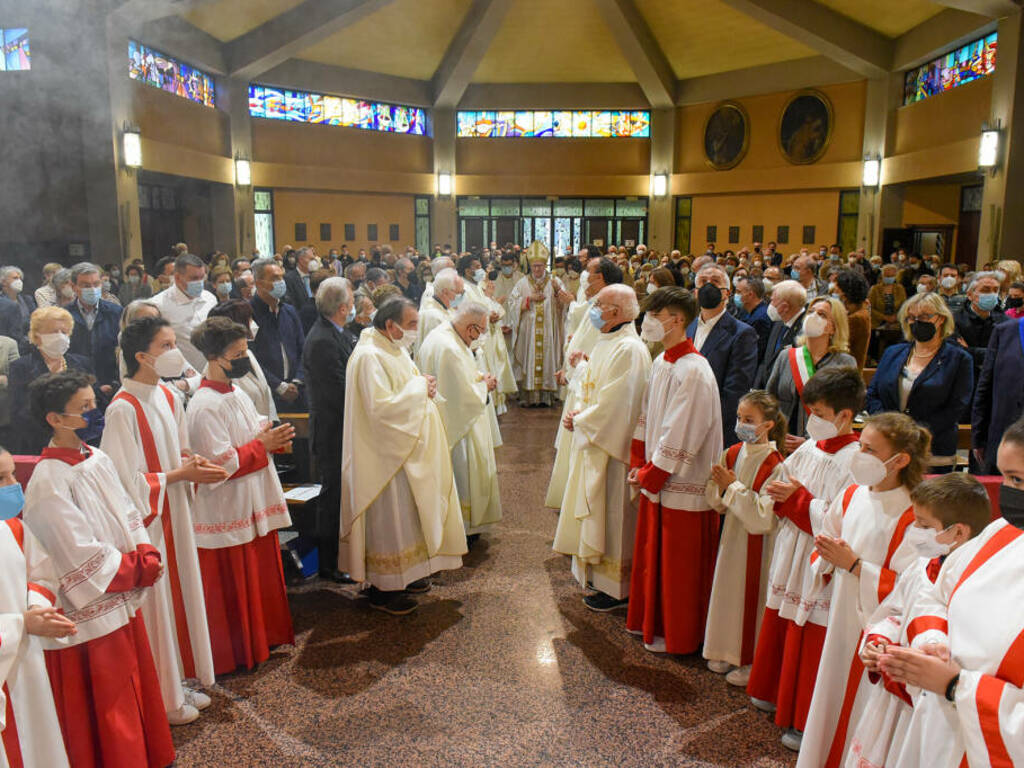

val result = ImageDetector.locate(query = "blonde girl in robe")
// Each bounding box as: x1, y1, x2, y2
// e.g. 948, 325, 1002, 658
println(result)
704, 391, 787, 688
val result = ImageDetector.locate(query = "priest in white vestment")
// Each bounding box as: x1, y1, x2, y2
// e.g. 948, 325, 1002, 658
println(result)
417, 303, 502, 540
506, 241, 572, 406
553, 285, 651, 609
0, 446, 73, 768
480, 277, 517, 415
340, 297, 467, 616
102, 316, 229, 724
418, 257, 455, 311
414, 268, 462, 360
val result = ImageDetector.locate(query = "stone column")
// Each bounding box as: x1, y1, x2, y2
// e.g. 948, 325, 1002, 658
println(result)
647, 107, 675, 252
431, 107, 458, 250
857, 73, 902, 255
217, 77, 255, 258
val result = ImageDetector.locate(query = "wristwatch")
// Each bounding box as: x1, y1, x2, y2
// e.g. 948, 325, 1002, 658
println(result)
945, 672, 960, 702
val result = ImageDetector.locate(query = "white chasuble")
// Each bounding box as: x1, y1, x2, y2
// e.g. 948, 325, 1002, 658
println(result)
703, 441, 785, 668
417, 322, 502, 534
893, 519, 1024, 768
797, 484, 917, 768
340, 329, 467, 590
506, 273, 565, 394
553, 323, 651, 599
0, 520, 69, 768
413, 298, 451, 360
102, 378, 215, 709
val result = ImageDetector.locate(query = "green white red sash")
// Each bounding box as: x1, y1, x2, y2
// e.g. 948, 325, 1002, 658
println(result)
788, 345, 815, 414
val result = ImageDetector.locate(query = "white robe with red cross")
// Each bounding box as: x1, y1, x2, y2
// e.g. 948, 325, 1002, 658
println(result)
101, 378, 216, 711
893, 519, 1024, 768
0, 518, 69, 768
796, 483, 919, 768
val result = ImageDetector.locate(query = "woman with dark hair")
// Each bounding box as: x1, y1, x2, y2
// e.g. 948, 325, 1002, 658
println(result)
206, 299, 278, 420
185, 317, 295, 675
23, 370, 175, 767
834, 269, 871, 368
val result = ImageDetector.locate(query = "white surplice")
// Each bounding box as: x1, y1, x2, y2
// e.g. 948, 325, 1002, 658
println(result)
185, 384, 291, 550
545, 297, 601, 509
506, 272, 566, 399
414, 297, 452, 360
893, 519, 1024, 768
23, 447, 153, 648
797, 484, 918, 768
101, 379, 216, 712
552, 322, 651, 599
0, 519, 69, 768
340, 329, 467, 590
703, 441, 785, 667
417, 322, 502, 535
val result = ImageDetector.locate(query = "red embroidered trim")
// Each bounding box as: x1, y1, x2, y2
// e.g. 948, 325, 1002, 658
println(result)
193, 503, 289, 535
59, 550, 107, 592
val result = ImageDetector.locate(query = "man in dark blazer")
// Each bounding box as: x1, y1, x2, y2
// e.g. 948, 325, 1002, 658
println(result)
302, 276, 358, 581
973, 316, 1024, 474
66, 261, 123, 394
283, 246, 320, 312
689, 265, 758, 446
734, 275, 773, 366
249, 258, 307, 413
755, 279, 808, 388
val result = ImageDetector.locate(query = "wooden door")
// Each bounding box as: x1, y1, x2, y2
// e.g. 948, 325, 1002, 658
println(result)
495, 217, 518, 246
464, 219, 485, 251
620, 220, 640, 248
585, 218, 609, 247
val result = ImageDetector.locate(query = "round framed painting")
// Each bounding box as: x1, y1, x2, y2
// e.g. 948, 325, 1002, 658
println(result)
703, 100, 749, 170
779, 89, 833, 165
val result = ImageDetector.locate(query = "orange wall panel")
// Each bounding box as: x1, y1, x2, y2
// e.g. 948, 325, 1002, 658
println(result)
130, 81, 229, 158
893, 78, 991, 157
271, 190, 417, 254
456, 137, 650, 176
252, 121, 433, 174
901, 184, 961, 226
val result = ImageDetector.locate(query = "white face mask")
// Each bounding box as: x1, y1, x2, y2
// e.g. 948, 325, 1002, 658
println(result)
647, 282, 658, 295
151, 347, 187, 378
940, 276, 957, 290
805, 412, 841, 442
903, 524, 952, 559
394, 325, 418, 350
9, 279, 23, 294
307, 259, 322, 272
767, 303, 782, 322
60, 285, 75, 300
849, 450, 898, 487
802, 312, 829, 339
640, 314, 667, 343
470, 332, 487, 351
39, 331, 70, 358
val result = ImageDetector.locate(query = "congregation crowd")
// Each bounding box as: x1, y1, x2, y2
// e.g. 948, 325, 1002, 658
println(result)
1, 234, 1022, 768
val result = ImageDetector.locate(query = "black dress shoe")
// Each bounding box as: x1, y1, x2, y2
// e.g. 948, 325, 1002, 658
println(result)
583, 592, 629, 612
466, 533, 481, 548
367, 587, 418, 615
405, 578, 431, 594
320, 569, 356, 584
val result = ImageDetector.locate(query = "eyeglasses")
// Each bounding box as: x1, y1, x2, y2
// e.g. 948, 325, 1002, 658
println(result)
906, 312, 938, 323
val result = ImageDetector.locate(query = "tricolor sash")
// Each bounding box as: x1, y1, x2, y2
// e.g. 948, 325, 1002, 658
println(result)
788, 346, 815, 414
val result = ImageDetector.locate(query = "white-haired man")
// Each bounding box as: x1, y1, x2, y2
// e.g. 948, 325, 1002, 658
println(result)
419, 256, 456, 310
554, 285, 651, 610
755, 279, 808, 388
417, 302, 502, 544
415, 268, 463, 358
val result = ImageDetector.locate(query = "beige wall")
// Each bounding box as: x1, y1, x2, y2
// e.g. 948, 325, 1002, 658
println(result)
690, 190, 843, 254
271, 190, 417, 253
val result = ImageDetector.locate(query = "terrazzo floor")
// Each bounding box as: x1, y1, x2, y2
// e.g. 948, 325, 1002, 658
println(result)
173, 402, 797, 767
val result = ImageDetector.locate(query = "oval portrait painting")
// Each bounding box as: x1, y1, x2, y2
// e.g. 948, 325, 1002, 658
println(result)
703, 101, 749, 170
779, 90, 833, 165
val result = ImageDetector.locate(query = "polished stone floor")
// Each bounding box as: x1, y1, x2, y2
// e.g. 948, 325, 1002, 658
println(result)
174, 402, 796, 767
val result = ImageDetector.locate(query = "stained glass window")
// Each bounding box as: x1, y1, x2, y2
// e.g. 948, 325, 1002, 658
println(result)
522, 219, 533, 244
490, 198, 520, 216
553, 218, 573, 256
904, 32, 997, 105
458, 198, 490, 216
615, 198, 647, 217
585, 199, 615, 217
1, 28, 30, 71
248, 83, 427, 135
522, 199, 551, 216
255, 213, 274, 258
456, 109, 651, 138
534, 218, 551, 251
129, 41, 215, 107
554, 199, 583, 217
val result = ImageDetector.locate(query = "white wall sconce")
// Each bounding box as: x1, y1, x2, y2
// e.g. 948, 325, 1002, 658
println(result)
437, 172, 453, 197
862, 156, 880, 188
235, 157, 252, 186
123, 127, 142, 169
979, 123, 1001, 170
651, 173, 668, 197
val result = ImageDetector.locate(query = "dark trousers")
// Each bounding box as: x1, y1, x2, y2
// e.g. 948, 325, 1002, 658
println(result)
315, 449, 341, 574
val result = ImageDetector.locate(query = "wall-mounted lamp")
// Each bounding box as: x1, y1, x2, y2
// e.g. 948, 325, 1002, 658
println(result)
651, 173, 668, 197
123, 127, 142, 169
862, 156, 880, 188
235, 157, 252, 186
437, 172, 453, 197
979, 123, 1000, 170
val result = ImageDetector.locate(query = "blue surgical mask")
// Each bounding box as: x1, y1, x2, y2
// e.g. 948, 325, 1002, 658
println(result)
501, 265, 513, 276
977, 293, 1000, 312
65, 408, 105, 443
734, 422, 763, 444
882, 276, 896, 285
733, 294, 744, 309
474, 269, 486, 283
270, 280, 287, 300
588, 305, 605, 330
451, 293, 464, 308
0, 483, 24, 520
790, 268, 800, 280
186, 279, 205, 298
347, 305, 356, 323
80, 286, 101, 306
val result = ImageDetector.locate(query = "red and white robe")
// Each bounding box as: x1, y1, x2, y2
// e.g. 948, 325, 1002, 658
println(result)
625, 339, 723, 654
703, 440, 785, 668
185, 379, 293, 675
797, 484, 918, 768
0, 518, 69, 768
893, 519, 1024, 768
101, 378, 215, 712
844, 555, 943, 768
746, 433, 859, 732
24, 445, 174, 768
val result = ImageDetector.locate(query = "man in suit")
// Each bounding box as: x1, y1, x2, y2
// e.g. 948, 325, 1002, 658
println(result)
689, 264, 758, 446
66, 261, 123, 395
952, 271, 1007, 389
755, 279, 808, 388
734, 275, 772, 366
303, 276, 358, 582
283, 246, 321, 311
972, 315, 1024, 475
249, 257, 307, 413
790, 254, 828, 303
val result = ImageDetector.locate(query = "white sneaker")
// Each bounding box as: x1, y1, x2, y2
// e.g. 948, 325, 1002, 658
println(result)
183, 687, 211, 711
706, 659, 734, 674
781, 728, 803, 752
726, 665, 752, 688
626, 628, 644, 636
643, 637, 667, 653
750, 696, 777, 713
167, 704, 200, 726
